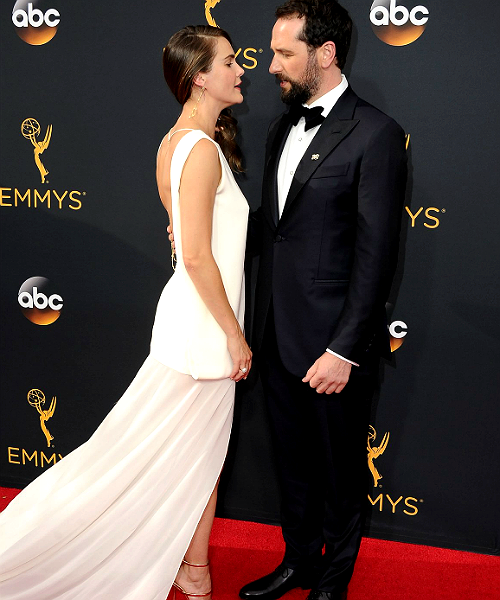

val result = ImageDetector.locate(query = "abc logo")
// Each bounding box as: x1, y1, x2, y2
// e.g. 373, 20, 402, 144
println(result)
18, 277, 63, 325
12, 1, 60, 46
389, 320, 407, 352
370, 0, 429, 46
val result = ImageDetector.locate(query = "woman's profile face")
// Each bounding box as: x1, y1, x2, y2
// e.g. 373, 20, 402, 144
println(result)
202, 37, 245, 108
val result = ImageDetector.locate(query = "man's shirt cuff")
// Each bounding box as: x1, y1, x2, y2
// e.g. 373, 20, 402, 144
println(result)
325, 348, 359, 367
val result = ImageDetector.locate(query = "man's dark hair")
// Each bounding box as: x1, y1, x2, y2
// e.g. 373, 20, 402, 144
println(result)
275, 0, 352, 70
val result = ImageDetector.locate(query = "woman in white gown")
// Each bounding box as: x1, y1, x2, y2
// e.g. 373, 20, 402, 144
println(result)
0, 25, 251, 600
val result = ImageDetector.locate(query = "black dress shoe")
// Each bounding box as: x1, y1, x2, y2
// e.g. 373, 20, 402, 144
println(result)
306, 589, 347, 600
239, 563, 313, 600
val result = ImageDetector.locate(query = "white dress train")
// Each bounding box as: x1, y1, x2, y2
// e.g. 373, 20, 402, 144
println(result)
0, 130, 249, 600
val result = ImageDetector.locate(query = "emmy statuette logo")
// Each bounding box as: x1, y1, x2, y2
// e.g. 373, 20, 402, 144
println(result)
12, 0, 61, 46
370, 0, 429, 46
6, 388, 63, 468
205, 0, 221, 27
367, 425, 390, 487
1, 119, 87, 210
21, 118, 52, 183
366, 425, 421, 516
27, 388, 56, 447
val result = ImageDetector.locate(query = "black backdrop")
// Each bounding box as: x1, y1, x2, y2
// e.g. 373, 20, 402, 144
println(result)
1, 0, 499, 555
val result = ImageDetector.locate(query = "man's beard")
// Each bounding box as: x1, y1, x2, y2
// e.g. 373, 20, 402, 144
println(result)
278, 52, 321, 105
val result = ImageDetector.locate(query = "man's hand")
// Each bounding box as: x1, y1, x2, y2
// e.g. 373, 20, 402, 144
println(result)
303, 352, 352, 394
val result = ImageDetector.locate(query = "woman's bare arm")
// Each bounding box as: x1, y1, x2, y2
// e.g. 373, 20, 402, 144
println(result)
178, 139, 251, 380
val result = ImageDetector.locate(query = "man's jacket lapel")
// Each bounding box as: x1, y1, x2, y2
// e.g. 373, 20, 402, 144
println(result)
280, 86, 359, 222
263, 115, 291, 228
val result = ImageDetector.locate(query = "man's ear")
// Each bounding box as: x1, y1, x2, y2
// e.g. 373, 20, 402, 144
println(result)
319, 41, 337, 69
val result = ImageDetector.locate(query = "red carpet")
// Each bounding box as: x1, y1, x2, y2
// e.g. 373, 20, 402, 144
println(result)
2, 488, 499, 599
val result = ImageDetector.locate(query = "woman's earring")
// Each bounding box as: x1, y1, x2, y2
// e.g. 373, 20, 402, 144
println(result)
189, 86, 205, 119
171, 243, 177, 271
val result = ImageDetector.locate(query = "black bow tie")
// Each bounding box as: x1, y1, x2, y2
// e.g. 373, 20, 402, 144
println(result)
287, 104, 325, 131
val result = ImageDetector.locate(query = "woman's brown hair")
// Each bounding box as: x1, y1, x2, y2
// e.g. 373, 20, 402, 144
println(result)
163, 25, 243, 172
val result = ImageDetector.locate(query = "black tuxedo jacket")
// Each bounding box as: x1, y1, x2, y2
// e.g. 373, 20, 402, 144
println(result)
252, 86, 407, 378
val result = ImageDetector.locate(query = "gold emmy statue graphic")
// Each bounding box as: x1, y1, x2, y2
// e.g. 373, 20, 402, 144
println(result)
21, 118, 52, 183
27, 388, 56, 447
205, 0, 222, 27
367, 425, 390, 487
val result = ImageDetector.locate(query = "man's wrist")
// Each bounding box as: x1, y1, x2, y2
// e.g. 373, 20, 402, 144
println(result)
325, 348, 359, 367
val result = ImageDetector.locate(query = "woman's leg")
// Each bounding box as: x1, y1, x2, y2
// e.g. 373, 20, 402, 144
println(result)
174, 480, 219, 598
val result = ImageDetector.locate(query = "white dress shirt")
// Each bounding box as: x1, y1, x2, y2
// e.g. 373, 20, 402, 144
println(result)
277, 74, 349, 216
276, 74, 359, 367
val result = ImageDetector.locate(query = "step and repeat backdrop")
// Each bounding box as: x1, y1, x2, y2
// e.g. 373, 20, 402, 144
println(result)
1, 1, 499, 554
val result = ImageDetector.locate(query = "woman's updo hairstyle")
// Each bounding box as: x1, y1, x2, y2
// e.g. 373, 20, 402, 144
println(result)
163, 25, 243, 172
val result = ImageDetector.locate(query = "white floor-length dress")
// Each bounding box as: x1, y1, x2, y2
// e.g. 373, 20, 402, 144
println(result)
0, 130, 249, 600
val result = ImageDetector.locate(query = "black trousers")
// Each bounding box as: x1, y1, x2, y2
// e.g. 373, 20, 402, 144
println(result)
260, 308, 378, 594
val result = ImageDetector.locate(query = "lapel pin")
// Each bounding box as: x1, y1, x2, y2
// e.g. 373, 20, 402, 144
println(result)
311, 154, 319, 160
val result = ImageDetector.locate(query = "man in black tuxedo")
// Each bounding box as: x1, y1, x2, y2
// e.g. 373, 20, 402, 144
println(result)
240, 2, 407, 600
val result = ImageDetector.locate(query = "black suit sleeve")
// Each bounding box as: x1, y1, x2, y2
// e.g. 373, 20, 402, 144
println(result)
246, 207, 264, 257
246, 115, 284, 257
327, 120, 407, 362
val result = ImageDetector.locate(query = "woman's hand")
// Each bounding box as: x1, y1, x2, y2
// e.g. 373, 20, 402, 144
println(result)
227, 327, 252, 382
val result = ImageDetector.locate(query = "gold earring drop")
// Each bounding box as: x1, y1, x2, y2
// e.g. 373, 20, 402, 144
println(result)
189, 86, 205, 119
171, 243, 177, 271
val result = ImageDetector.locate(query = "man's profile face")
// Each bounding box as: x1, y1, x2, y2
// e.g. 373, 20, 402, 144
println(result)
269, 17, 321, 105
